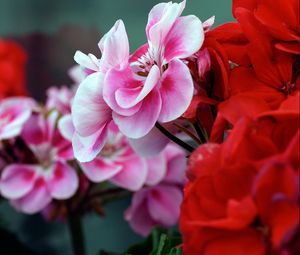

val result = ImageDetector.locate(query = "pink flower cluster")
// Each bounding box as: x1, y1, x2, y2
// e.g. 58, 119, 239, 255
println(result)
0, 100, 78, 213
0, 85, 187, 235
0, 0, 203, 236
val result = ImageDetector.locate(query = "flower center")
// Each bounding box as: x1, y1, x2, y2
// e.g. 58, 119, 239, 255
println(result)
133, 45, 165, 78
31, 143, 55, 169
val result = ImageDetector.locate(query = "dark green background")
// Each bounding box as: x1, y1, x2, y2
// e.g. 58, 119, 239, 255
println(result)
0, 1, 233, 254
0, 0, 233, 50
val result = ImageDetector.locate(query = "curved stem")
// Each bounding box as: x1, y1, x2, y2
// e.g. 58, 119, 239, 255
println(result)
68, 212, 85, 255
155, 122, 195, 152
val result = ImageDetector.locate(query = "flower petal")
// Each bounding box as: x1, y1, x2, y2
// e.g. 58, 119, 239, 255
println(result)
99, 20, 129, 71
81, 158, 122, 182
103, 66, 143, 116
164, 15, 204, 63
47, 161, 79, 199
163, 143, 187, 184
111, 156, 147, 191
145, 154, 167, 186
0, 164, 37, 199
124, 189, 155, 236
12, 177, 52, 214
158, 59, 194, 122
0, 97, 34, 140
58, 114, 74, 142
113, 89, 162, 139
74, 51, 99, 71
147, 1, 186, 46
147, 185, 183, 226
72, 123, 109, 162
128, 127, 169, 157
72, 72, 112, 137
115, 65, 160, 109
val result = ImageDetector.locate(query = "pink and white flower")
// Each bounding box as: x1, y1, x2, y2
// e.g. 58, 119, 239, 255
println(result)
71, 1, 204, 162
103, 0, 204, 139
71, 20, 129, 162
0, 97, 35, 140
0, 111, 78, 214
125, 143, 187, 236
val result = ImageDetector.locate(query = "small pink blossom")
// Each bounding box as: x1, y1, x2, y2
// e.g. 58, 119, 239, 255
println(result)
79, 126, 148, 191
0, 97, 35, 140
46, 86, 75, 115
0, 111, 78, 214
103, 0, 204, 139
125, 144, 187, 236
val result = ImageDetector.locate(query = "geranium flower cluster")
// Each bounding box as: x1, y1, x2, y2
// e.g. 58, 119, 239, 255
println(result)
0, 0, 299, 254
0, 42, 187, 238
179, 0, 300, 254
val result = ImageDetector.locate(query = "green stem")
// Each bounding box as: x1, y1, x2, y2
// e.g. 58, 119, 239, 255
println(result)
68, 213, 86, 255
194, 122, 207, 144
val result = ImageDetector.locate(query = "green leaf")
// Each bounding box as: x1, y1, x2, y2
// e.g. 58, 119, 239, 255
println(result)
167, 247, 182, 255
99, 228, 183, 255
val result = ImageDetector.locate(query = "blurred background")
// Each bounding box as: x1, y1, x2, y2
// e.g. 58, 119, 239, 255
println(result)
0, 0, 233, 254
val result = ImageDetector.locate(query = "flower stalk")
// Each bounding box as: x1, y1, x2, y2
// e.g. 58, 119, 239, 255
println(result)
68, 212, 86, 255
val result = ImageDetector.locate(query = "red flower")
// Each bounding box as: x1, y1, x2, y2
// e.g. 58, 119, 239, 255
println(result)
183, 26, 231, 139
180, 94, 299, 255
233, 0, 300, 54
216, 2, 299, 126
0, 39, 28, 99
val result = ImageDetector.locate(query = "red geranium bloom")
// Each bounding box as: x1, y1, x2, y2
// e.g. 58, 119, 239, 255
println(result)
233, 0, 300, 54
180, 94, 299, 255
217, 4, 299, 126
0, 39, 28, 99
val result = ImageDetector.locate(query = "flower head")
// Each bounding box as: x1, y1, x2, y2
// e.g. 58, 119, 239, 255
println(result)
0, 111, 78, 214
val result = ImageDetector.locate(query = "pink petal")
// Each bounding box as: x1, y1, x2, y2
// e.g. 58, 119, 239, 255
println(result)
0, 164, 37, 199
45, 110, 59, 142
115, 65, 160, 108
56, 140, 74, 160
99, 20, 129, 71
12, 177, 52, 214
158, 59, 194, 122
124, 189, 155, 236
147, 1, 186, 46
111, 156, 147, 191
203, 16, 215, 31
80, 157, 122, 182
74, 51, 99, 71
145, 154, 167, 186
58, 114, 75, 142
128, 127, 169, 156
46, 86, 73, 114
113, 89, 162, 139
163, 144, 187, 184
164, 15, 204, 63
47, 161, 79, 199
72, 72, 112, 137
72, 123, 109, 162
103, 66, 143, 116
147, 184, 183, 226
52, 127, 74, 160
0, 97, 35, 140
129, 43, 149, 63
21, 114, 45, 145
68, 65, 86, 84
